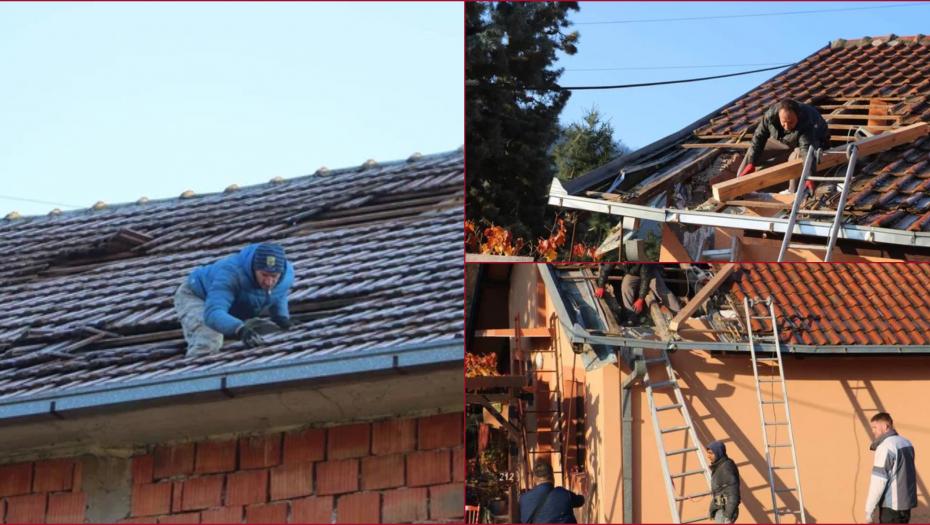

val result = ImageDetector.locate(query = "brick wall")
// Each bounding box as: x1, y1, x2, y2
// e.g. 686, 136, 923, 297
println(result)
0, 458, 85, 523
0, 413, 463, 524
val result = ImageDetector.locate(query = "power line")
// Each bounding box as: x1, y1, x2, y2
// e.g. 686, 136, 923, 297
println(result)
0, 194, 83, 209
566, 62, 793, 72
575, 2, 929, 25
469, 63, 792, 91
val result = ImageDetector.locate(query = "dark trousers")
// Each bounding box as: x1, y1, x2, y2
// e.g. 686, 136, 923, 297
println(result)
880, 508, 911, 524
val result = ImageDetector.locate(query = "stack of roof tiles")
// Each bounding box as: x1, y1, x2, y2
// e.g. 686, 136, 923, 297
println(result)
722, 263, 930, 346
0, 150, 464, 401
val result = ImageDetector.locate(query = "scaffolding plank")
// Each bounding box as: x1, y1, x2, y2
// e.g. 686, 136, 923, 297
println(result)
467, 375, 530, 390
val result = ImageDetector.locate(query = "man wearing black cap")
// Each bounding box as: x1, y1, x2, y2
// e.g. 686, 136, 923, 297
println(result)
519, 462, 585, 523
706, 440, 741, 524
174, 242, 296, 357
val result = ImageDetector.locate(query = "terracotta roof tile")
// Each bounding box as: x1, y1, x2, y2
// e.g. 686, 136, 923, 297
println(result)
723, 263, 930, 346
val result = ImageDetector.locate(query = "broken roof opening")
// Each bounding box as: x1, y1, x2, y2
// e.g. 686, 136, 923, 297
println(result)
549, 36, 930, 257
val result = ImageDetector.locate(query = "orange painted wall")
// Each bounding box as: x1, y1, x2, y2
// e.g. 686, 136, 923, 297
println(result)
504, 267, 930, 523
611, 351, 930, 524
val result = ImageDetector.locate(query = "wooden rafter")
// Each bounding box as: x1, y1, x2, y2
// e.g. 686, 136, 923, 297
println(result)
712, 122, 930, 202
669, 263, 737, 333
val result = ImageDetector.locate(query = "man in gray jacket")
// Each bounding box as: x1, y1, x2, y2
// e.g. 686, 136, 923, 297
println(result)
736, 99, 831, 194
866, 413, 917, 524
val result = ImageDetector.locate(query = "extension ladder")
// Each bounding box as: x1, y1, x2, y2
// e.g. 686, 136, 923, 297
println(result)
642, 349, 713, 524
778, 144, 859, 262
743, 297, 807, 523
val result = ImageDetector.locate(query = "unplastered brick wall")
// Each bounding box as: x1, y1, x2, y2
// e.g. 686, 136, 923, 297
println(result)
120, 413, 464, 524
0, 458, 86, 523
0, 413, 463, 524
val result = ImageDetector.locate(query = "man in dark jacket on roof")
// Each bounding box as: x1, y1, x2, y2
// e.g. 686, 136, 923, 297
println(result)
519, 463, 585, 524
737, 99, 831, 194
594, 264, 680, 324
173, 243, 296, 357
706, 440, 741, 524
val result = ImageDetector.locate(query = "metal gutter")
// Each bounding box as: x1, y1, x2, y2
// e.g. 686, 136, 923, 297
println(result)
0, 339, 463, 423
539, 264, 930, 354
549, 178, 930, 250
562, 55, 806, 196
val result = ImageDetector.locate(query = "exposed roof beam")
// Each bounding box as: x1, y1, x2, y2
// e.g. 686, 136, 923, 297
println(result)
712, 122, 930, 201
669, 264, 736, 332
538, 263, 930, 354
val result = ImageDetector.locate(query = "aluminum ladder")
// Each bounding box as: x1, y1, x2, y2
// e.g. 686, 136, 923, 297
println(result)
777, 144, 859, 262
743, 297, 807, 523
642, 349, 713, 524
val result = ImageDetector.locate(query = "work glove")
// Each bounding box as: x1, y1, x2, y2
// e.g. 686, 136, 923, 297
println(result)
633, 298, 645, 314
271, 316, 293, 331
237, 326, 266, 348
866, 511, 874, 524
805, 180, 817, 194
594, 287, 605, 299
739, 163, 756, 177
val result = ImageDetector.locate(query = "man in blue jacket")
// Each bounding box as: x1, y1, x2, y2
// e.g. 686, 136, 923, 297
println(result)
519, 463, 585, 524
173, 243, 296, 357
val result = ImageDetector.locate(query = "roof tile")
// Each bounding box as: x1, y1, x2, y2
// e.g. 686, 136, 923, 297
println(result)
723, 263, 930, 346
0, 151, 464, 401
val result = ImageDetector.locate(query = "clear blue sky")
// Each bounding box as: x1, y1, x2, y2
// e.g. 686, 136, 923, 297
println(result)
0, 2, 462, 217
556, 1, 930, 153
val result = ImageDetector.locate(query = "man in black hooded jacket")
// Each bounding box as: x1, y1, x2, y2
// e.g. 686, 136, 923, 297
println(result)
706, 440, 741, 523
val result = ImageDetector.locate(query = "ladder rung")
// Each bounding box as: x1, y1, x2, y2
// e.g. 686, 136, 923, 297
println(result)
759, 379, 781, 382
749, 316, 770, 319
774, 488, 798, 493
644, 358, 667, 365
772, 466, 796, 470
666, 447, 699, 456
788, 244, 828, 250
661, 425, 691, 434
656, 403, 683, 412
764, 422, 789, 426
670, 468, 706, 479
648, 380, 677, 389
682, 515, 711, 524
676, 491, 712, 502
768, 444, 792, 448
808, 176, 847, 182
762, 400, 786, 404
756, 357, 779, 361
778, 510, 803, 514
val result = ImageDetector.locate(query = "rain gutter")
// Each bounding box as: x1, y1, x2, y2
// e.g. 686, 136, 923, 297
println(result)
549, 178, 930, 250
0, 339, 462, 423
538, 265, 930, 354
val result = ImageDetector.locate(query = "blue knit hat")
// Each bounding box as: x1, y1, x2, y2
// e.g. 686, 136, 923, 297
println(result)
252, 243, 286, 274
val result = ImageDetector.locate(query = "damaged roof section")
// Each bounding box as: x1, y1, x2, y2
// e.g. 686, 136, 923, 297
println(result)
553, 35, 930, 242
0, 150, 464, 404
